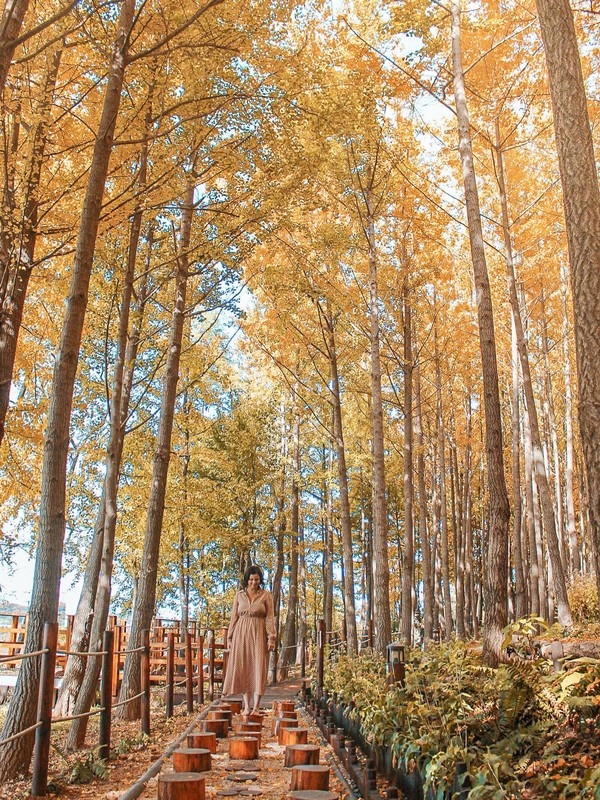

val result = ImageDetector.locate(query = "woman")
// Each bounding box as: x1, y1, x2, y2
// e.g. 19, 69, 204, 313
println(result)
222, 564, 276, 715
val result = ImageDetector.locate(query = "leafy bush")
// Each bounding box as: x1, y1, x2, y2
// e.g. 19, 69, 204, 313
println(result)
568, 576, 600, 624
323, 638, 600, 799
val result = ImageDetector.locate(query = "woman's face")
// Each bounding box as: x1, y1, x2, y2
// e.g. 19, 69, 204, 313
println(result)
247, 573, 261, 591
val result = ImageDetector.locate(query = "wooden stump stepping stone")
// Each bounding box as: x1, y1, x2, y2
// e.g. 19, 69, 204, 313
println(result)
226, 699, 243, 714
280, 727, 308, 747
173, 748, 212, 773
209, 709, 232, 727
202, 718, 229, 738
229, 736, 259, 760
158, 771, 205, 800
289, 792, 338, 800
280, 701, 295, 713
274, 717, 298, 736
243, 712, 263, 724
235, 721, 261, 734
284, 744, 320, 768
290, 765, 330, 792
225, 762, 261, 772
188, 731, 217, 753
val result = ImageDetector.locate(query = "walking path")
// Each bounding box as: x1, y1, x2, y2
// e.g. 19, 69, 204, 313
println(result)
129, 680, 350, 800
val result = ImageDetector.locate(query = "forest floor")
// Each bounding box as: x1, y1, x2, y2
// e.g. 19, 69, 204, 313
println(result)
0, 683, 350, 800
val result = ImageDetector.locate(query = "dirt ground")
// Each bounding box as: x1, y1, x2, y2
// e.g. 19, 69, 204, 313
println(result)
0, 698, 349, 800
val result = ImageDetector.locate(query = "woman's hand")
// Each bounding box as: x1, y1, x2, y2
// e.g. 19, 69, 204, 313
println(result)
267, 639, 276, 652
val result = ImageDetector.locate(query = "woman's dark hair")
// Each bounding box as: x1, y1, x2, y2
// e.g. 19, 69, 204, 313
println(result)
242, 564, 265, 588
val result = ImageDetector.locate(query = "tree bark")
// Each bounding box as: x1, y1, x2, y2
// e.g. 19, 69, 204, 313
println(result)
414, 353, 433, 641
364, 180, 391, 652
117, 178, 193, 718
280, 407, 300, 670
451, 0, 511, 664
534, 0, 600, 602
401, 283, 414, 645
321, 301, 358, 654
493, 124, 571, 624
0, 46, 61, 444
0, 0, 29, 93
0, 0, 135, 777
560, 262, 580, 575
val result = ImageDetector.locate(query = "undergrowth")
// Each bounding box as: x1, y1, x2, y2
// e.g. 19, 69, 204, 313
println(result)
323, 632, 600, 799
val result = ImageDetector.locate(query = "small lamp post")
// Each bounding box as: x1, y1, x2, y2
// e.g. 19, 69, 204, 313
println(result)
386, 642, 406, 687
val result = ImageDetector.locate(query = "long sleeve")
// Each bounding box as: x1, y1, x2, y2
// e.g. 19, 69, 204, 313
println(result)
265, 591, 276, 643
227, 592, 239, 644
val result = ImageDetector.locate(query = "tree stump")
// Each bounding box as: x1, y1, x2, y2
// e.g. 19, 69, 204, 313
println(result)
281, 701, 295, 713
226, 699, 243, 714
289, 793, 338, 800
274, 717, 298, 736
173, 748, 212, 773
202, 718, 229, 738
277, 710, 298, 720
229, 736, 259, 760
188, 731, 217, 753
209, 709, 232, 727
243, 712, 263, 724
158, 772, 205, 800
284, 744, 320, 768
280, 727, 308, 747
235, 721, 261, 734
238, 729, 261, 748
290, 765, 330, 792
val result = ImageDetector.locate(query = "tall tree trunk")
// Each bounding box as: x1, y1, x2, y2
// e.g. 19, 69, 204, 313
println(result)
280, 408, 300, 670
452, 430, 466, 638
321, 300, 358, 654
462, 395, 474, 635
493, 124, 571, 623
364, 179, 391, 652
401, 284, 414, 645
0, 46, 61, 444
56, 88, 153, 719
0, 0, 136, 776
117, 179, 193, 718
414, 354, 433, 641
434, 312, 453, 639
535, 0, 600, 602
561, 263, 580, 575
510, 332, 527, 618
272, 404, 287, 638
451, 0, 511, 664
0, 0, 29, 93
323, 443, 334, 634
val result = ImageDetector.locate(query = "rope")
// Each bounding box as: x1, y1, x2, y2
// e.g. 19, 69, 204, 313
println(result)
114, 646, 146, 655
0, 721, 42, 746
52, 707, 105, 724
111, 690, 145, 710
0, 648, 48, 664
57, 649, 108, 658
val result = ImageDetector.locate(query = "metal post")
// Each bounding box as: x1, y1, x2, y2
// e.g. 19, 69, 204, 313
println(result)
166, 631, 174, 719
141, 629, 150, 736
31, 621, 58, 797
185, 630, 194, 713
99, 629, 114, 761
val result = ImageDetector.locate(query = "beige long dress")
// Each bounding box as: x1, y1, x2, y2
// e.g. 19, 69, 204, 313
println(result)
222, 588, 276, 696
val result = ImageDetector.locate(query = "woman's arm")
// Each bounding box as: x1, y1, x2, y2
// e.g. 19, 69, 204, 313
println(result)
227, 592, 239, 644
265, 592, 276, 650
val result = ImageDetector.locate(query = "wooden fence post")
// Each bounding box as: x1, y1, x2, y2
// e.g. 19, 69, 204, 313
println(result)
197, 634, 204, 706
185, 630, 193, 713
99, 629, 114, 761
368, 619, 374, 649
301, 635, 306, 678
112, 624, 123, 697
317, 619, 326, 698
141, 629, 151, 736
31, 621, 58, 797
208, 630, 215, 702
166, 631, 175, 719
